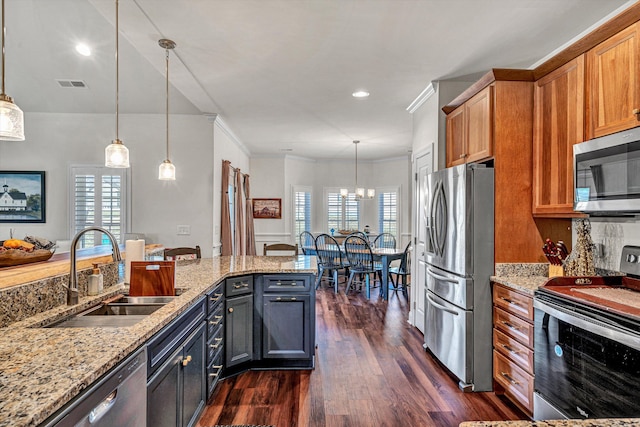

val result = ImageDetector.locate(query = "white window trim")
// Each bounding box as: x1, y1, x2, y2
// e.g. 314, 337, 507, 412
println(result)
68, 164, 131, 242
323, 186, 360, 233
291, 185, 312, 239
376, 185, 401, 238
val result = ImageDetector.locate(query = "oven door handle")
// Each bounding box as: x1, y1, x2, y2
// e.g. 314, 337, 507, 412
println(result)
534, 298, 640, 352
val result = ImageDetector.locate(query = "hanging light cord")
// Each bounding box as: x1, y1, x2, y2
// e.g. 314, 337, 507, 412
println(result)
115, 0, 119, 141
165, 47, 170, 160
1, 0, 6, 96
355, 141, 358, 189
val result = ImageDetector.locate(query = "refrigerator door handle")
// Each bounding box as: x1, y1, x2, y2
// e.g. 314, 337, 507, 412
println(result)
427, 293, 459, 316
426, 267, 459, 284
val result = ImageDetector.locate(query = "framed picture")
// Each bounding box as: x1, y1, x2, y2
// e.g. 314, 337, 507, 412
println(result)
0, 171, 46, 223
253, 198, 281, 219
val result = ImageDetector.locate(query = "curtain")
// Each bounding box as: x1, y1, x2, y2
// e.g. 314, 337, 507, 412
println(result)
220, 160, 232, 256
244, 174, 256, 255
234, 169, 245, 255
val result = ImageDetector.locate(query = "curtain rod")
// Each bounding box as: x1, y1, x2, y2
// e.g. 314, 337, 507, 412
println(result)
224, 159, 248, 177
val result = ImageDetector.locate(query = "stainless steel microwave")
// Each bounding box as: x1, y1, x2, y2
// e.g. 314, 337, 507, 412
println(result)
574, 126, 640, 214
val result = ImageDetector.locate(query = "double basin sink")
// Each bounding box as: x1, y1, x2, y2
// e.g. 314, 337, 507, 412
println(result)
46, 296, 178, 328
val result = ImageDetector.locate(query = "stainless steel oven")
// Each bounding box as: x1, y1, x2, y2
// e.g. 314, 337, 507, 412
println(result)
533, 292, 640, 420
574, 126, 640, 213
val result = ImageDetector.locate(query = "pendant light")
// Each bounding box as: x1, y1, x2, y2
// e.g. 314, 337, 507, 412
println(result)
105, 0, 129, 168
158, 39, 176, 180
0, 0, 24, 141
340, 141, 374, 200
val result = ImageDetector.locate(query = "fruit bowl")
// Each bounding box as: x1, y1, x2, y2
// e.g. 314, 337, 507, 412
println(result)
0, 248, 55, 267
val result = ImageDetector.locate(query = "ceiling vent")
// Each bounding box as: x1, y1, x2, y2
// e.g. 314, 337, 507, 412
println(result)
56, 79, 88, 89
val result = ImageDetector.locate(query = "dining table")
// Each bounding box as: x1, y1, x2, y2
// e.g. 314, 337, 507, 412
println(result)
303, 244, 404, 300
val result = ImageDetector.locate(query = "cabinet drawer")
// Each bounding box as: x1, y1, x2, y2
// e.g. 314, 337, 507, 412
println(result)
147, 297, 206, 377
207, 304, 223, 337
262, 274, 311, 292
493, 328, 534, 373
493, 284, 533, 320
494, 350, 533, 414
207, 283, 224, 314
493, 306, 534, 348
207, 351, 224, 397
225, 275, 253, 297
207, 333, 223, 364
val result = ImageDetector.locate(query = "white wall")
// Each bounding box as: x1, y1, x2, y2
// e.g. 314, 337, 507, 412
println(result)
250, 154, 412, 252
0, 112, 218, 257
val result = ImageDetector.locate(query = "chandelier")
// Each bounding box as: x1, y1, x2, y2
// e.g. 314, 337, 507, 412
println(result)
340, 140, 374, 200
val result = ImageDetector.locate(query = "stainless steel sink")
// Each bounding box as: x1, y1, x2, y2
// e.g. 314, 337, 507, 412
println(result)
109, 296, 178, 304
44, 295, 178, 328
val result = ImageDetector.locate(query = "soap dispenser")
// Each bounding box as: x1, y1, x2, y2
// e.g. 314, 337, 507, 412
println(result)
88, 263, 103, 296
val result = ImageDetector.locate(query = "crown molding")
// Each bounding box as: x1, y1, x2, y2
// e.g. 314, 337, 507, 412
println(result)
210, 115, 251, 157
406, 82, 438, 114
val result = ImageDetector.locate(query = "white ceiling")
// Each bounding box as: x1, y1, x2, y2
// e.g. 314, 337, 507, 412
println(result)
4, 0, 635, 159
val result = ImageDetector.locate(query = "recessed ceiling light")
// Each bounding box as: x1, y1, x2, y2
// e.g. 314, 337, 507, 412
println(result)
352, 90, 370, 98
75, 43, 91, 57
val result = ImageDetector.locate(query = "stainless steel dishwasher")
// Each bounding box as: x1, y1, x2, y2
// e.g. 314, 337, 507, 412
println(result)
41, 347, 147, 427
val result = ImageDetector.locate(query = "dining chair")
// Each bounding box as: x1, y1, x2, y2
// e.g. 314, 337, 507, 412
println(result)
373, 232, 396, 249
389, 242, 411, 297
164, 245, 201, 260
343, 235, 382, 299
314, 234, 348, 292
299, 231, 316, 255
263, 243, 299, 256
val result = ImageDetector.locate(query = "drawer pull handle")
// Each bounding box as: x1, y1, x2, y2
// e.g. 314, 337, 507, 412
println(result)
209, 315, 222, 326
182, 355, 192, 367
208, 365, 223, 377
210, 293, 222, 302
499, 297, 522, 307
501, 321, 522, 330
501, 344, 523, 354
275, 281, 298, 286
276, 297, 297, 302
210, 338, 223, 349
233, 283, 249, 289
500, 371, 519, 386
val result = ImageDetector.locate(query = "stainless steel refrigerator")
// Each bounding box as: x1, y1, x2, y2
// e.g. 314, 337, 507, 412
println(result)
423, 163, 494, 392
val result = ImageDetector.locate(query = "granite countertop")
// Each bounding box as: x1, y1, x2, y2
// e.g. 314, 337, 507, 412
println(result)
491, 275, 549, 296
0, 255, 316, 427
460, 419, 640, 426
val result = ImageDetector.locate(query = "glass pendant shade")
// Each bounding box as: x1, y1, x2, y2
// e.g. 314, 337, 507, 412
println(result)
0, 96, 24, 141
367, 188, 376, 199
105, 139, 130, 168
356, 187, 365, 199
340, 188, 349, 198
158, 159, 176, 180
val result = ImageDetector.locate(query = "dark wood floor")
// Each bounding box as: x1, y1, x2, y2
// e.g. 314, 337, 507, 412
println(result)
196, 284, 526, 427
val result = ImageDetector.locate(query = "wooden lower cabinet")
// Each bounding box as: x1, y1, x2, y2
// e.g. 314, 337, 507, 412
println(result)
492, 282, 534, 416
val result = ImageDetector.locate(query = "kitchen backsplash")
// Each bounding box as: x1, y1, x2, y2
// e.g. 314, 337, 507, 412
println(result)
0, 262, 120, 328
582, 218, 640, 272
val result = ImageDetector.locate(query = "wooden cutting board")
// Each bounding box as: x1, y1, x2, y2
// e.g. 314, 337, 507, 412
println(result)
129, 261, 175, 296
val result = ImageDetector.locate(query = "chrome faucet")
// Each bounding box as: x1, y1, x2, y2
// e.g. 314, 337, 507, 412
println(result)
67, 226, 122, 305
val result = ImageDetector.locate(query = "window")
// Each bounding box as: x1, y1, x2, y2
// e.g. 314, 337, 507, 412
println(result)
293, 187, 311, 238
378, 190, 398, 237
70, 166, 129, 248
326, 190, 359, 232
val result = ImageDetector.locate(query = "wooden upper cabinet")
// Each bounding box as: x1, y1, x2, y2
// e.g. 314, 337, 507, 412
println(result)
445, 85, 494, 167
446, 106, 466, 167
586, 22, 640, 138
533, 55, 585, 217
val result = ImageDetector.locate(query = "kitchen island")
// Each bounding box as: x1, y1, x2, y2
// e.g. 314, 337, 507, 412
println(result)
0, 255, 316, 427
